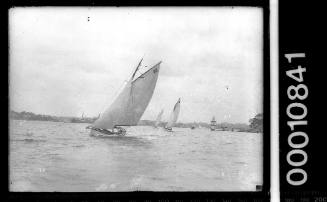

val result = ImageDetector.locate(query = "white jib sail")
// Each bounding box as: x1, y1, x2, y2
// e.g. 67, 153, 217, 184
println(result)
166, 98, 181, 128
154, 109, 164, 127
93, 61, 161, 130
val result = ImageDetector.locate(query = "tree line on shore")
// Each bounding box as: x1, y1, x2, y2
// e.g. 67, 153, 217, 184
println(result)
9, 110, 263, 133
9, 110, 98, 123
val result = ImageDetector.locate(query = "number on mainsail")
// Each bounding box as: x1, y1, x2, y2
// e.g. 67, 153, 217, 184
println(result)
90, 59, 162, 135
165, 98, 181, 131
154, 109, 164, 128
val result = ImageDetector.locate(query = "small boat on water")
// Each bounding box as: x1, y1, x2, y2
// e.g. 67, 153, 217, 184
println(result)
191, 122, 196, 129
154, 109, 164, 128
86, 58, 161, 136
164, 98, 181, 132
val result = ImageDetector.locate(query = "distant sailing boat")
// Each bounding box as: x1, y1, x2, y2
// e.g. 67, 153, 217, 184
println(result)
191, 121, 196, 129
210, 116, 217, 131
165, 98, 181, 132
81, 112, 84, 119
87, 58, 161, 136
154, 109, 164, 128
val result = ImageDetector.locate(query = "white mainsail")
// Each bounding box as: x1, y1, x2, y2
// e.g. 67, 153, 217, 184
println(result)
93, 60, 161, 130
154, 109, 164, 127
166, 98, 181, 128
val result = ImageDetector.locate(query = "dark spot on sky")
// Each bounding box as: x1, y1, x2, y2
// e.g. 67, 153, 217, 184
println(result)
87, 17, 90, 22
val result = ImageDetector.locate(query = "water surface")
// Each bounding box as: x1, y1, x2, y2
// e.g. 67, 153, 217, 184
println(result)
10, 120, 263, 191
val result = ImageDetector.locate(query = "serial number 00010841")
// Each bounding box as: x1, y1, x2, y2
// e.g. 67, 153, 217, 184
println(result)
284, 53, 309, 186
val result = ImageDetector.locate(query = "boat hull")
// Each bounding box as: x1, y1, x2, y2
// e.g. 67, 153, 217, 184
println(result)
164, 127, 173, 132
87, 126, 126, 137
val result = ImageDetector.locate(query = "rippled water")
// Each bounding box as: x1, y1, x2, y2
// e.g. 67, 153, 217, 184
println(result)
9, 120, 263, 192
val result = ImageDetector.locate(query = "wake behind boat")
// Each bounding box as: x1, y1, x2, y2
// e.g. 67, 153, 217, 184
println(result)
87, 58, 161, 136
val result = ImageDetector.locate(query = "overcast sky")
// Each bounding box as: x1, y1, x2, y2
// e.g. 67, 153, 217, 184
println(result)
9, 7, 263, 124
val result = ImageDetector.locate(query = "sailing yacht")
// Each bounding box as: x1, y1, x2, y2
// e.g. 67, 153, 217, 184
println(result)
154, 109, 164, 128
191, 122, 196, 129
165, 98, 181, 132
87, 58, 161, 136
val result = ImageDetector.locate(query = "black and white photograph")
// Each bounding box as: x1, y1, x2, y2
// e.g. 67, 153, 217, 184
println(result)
9, 7, 264, 192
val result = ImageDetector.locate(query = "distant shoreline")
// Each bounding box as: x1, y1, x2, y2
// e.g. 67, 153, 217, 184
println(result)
9, 110, 96, 123
9, 110, 262, 133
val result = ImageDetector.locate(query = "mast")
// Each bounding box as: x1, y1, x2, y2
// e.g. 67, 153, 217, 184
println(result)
131, 58, 143, 80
